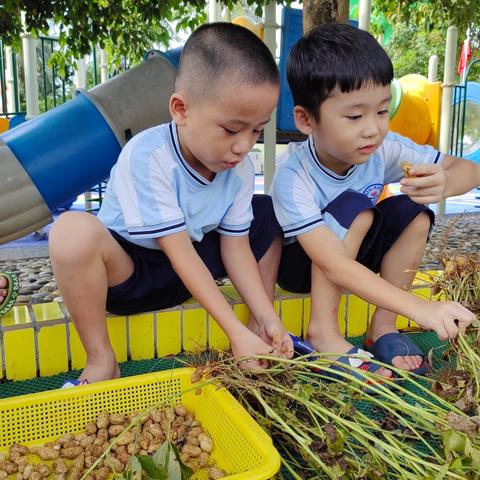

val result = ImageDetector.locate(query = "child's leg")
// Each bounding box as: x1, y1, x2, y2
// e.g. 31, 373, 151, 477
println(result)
367, 211, 430, 370
308, 208, 371, 352
307, 209, 392, 377
49, 212, 135, 383
257, 236, 282, 301
244, 194, 283, 334
247, 235, 282, 335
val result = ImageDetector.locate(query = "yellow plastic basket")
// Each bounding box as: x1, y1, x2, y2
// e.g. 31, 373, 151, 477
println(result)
0, 368, 280, 479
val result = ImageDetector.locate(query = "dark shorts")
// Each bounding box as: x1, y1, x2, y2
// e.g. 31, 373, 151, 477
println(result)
106, 194, 282, 315
277, 192, 434, 294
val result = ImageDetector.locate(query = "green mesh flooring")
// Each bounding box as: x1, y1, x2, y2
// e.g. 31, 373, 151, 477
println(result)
0, 356, 188, 398
0, 331, 450, 399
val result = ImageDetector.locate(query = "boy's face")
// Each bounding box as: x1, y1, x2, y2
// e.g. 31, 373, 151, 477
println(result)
295, 82, 391, 176
172, 80, 279, 181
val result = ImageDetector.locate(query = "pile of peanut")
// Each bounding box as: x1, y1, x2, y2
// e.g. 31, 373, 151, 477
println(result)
0, 404, 225, 480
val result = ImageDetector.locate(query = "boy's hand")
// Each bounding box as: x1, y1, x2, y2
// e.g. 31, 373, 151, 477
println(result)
256, 320, 294, 359
399, 163, 446, 204
230, 328, 292, 370
412, 300, 475, 340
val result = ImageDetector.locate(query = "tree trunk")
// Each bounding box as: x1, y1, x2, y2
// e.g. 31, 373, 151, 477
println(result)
302, 0, 350, 34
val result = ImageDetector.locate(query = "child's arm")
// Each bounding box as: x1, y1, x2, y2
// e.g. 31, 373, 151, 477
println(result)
157, 231, 284, 368
298, 226, 475, 340
220, 235, 294, 358
400, 155, 480, 204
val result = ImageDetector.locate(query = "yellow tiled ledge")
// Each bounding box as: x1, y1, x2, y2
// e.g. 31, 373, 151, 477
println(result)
0, 272, 440, 381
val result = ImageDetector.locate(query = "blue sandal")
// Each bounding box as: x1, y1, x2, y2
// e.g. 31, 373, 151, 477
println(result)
289, 334, 391, 388
364, 332, 428, 376
0, 272, 19, 316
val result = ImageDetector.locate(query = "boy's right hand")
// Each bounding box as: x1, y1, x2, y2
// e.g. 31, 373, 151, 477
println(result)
413, 300, 475, 340
256, 321, 294, 359
230, 329, 288, 370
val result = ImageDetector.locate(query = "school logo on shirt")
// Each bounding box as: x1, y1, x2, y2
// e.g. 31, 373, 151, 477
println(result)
363, 183, 384, 204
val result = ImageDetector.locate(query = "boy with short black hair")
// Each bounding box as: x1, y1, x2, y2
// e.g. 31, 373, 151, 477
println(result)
50, 22, 293, 385
272, 23, 479, 378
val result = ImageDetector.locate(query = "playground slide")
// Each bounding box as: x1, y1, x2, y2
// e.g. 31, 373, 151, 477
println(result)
0, 52, 178, 244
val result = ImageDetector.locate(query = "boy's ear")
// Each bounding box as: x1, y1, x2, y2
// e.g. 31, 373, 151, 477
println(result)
293, 106, 315, 135
169, 93, 188, 125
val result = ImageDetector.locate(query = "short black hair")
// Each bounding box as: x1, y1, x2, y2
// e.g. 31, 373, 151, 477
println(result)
287, 23, 393, 119
176, 22, 279, 97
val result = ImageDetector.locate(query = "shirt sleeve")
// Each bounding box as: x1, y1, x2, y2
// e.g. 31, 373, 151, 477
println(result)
216, 156, 255, 236
113, 140, 187, 239
382, 131, 445, 184
271, 155, 324, 239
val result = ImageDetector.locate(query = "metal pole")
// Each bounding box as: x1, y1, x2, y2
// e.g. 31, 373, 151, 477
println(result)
427, 55, 438, 82
437, 25, 458, 216
208, 0, 221, 22
21, 12, 40, 118
100, 49, 108, 83
263, 1, 278, 193
358, 0, 372, 31
75, 57, 87, 90
5, 46, 16, 113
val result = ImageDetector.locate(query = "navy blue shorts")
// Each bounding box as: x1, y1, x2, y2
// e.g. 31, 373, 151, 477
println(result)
106, 194, 282, 315
277, 193, 434, 294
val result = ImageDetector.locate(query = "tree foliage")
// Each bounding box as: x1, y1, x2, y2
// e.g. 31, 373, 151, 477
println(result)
373, 0, 480, 47
383, 22, 446, 79
0, 0, 292, 72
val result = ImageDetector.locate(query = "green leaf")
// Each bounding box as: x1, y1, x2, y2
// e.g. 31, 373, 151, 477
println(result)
171, 443, 194, 480
152, 441, 171, 470
136, 455, 169, 480
128, 455, 143, 480
151, 440, 193, 480
443, 430, 466, 457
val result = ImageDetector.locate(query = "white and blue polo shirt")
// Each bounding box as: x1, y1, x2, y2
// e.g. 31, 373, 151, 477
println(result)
98, 122, 255, 250
271, 131, 444, 242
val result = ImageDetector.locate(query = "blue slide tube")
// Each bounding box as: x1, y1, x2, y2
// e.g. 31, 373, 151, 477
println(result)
2, 91, 121, 211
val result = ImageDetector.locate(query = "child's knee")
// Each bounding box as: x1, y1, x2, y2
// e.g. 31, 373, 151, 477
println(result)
49, 212, 100, 258
409, 211, 432, 238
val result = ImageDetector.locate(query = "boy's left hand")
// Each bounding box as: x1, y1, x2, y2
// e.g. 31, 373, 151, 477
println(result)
399, 163, 446, 204
257, 320, 294, 358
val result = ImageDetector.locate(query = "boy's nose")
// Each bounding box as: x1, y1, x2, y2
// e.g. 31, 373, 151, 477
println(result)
363, 121, 381, 138
232, 135, 253, 155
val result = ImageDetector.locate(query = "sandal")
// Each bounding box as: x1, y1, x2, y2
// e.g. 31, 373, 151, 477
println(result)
0, 272, 19, 316
289, 334, 392, 390
61, 379, 89, 389
364, 332, 428, 376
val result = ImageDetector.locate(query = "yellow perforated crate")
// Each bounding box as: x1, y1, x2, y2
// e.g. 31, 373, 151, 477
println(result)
0, 368, 280, 479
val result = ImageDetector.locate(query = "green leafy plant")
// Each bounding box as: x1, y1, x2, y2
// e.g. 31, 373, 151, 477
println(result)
120, 440, 193, 480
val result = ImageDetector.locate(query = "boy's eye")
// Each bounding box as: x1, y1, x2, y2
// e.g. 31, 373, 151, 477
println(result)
223, 127, 238, 135
378, 110, 389, 116
346, 115, 361, 120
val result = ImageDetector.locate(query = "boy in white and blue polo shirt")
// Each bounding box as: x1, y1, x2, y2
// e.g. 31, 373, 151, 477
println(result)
271, 23, 478, 381
49, 22, 294, 386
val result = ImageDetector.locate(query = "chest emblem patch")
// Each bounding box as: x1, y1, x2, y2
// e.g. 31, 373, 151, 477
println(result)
363, 183, 384, 204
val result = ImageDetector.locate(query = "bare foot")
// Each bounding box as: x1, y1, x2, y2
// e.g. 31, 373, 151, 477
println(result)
80, 352, 120, 383
0, 274, 8, 305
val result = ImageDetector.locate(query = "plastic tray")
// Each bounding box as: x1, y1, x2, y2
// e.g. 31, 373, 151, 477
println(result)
0, 368, 280, 479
